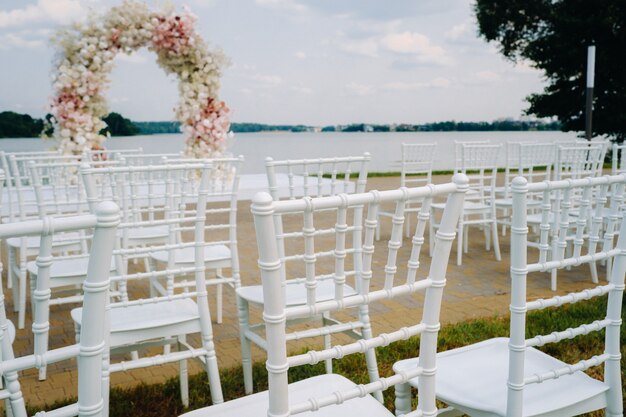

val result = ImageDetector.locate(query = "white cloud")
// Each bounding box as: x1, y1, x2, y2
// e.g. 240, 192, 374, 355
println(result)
339, 38, 379, 58
380, 31, 451, 66
345, 82, 375, 96
291, 86, 313, 94
295, 51, 306, 59
255, 0, 308, 13
251, 74, 283, 85
0, 33, 43, 49
384, 77, 452, 91
0, 0, 85, 28
475, 70, 501, 82
117, 52, 147, 64
445, 20, 473, 41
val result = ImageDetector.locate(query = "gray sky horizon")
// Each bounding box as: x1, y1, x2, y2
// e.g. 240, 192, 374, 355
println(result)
0, 0, 550, 125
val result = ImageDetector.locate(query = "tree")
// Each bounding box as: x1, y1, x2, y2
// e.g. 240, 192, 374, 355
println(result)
0, 111, 44, 138
101, 112, 139, 136
475, 0, 626, 141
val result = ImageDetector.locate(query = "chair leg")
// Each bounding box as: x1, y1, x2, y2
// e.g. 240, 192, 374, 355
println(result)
429, 209, 435, 257
457, 221, 463, 266
201, 331, 223, 405
237, 296, 253, 394
463, 224, 469, 254
375, 214, 381, 241
178, 335, 189, 407
18, 265, 27, 330
589, 261, 599, 284
491, 219, 501, 261
102, 343, 111, 417
216, 269, 223, 324
359, 305, 383, 402
405, 211, 411, 238
482, 214, 491, 251
322, 312, 332, 374
394, 382, 412, 415
6, 244, 13, 290
8, 246, 18, 313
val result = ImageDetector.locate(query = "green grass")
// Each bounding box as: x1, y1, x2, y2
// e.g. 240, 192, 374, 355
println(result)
28, 295, 625, 416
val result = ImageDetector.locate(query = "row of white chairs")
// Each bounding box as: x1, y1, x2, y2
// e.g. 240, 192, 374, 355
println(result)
1, 170, 624, 417
0, 150, 375, 412
385, 139, 614, 269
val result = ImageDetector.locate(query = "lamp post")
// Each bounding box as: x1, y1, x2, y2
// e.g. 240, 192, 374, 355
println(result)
585, 45, 595, 140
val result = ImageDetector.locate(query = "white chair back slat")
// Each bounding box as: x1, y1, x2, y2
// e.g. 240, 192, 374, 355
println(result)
454, 140, 490, 172
250, 174, 467, 417
401, 143, 436, 184
80, 160, 240, 406
83, 147, 143, 162
0, 202, 119, 417
612, 143, 626, 175
507, 174, 626, 415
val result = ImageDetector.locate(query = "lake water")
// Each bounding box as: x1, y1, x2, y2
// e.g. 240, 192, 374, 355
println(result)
0, 131, 579, 174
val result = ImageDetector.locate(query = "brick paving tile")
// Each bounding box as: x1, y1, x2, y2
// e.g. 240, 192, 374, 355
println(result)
0, 173, 607, 407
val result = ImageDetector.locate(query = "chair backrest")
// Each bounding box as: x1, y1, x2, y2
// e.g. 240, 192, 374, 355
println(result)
251, 174, 468, 416
265, 153, 370, 201
454, 140, 490, 172
555, 143, 605, 181
612, 143, 626, 175
458, 143, 501, 206
501, 141, 538, 196
0, 202, 119, 417
119, 152, 185, 166
401, 143, 436, 188
6, 154, 83, 221
28, 160, 90, 218
83, 147, 143, 162
508, 174, 626, 416
516, 142, 556, 185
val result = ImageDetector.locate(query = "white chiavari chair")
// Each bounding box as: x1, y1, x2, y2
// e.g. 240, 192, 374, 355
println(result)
498, 140, 537, 197
75, 161, 224, 409
496, 142, 556, 236
0, 201, 119, 417
394, 174, 626, 417
181, 174, 468, 417
554, 143, 605, 181
83, 147, 143, 162
5, 155, 86, 328
377, 143, 436, 240
119, 152, 184, 167
236, 154, 371, 396
150, 156, 243, 324
453, 140, 490, 172
611, 142, 626, 175
432, 143, 502, 265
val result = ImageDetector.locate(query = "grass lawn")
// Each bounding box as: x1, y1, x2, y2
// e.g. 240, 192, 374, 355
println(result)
31, 295, 624, 416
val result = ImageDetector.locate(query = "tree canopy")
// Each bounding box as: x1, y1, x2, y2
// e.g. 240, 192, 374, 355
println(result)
475, 0, 626, 141
101, 112, 139, 137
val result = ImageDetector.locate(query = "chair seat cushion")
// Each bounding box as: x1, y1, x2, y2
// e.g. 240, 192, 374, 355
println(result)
180, 373, 393, 417
150, 245, 231, 265
237, 279, 358, 307
27, 256, 116, 278
71, 298, 199, 333
393, 338, 608, 417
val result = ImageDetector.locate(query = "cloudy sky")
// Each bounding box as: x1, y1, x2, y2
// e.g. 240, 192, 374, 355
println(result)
0, 0, 547, 125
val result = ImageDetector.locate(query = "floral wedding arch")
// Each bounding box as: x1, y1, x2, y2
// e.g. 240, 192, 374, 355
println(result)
45, 0, 231, 158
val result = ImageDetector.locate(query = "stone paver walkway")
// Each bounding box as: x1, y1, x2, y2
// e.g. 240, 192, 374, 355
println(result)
2, 174, 601, 407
